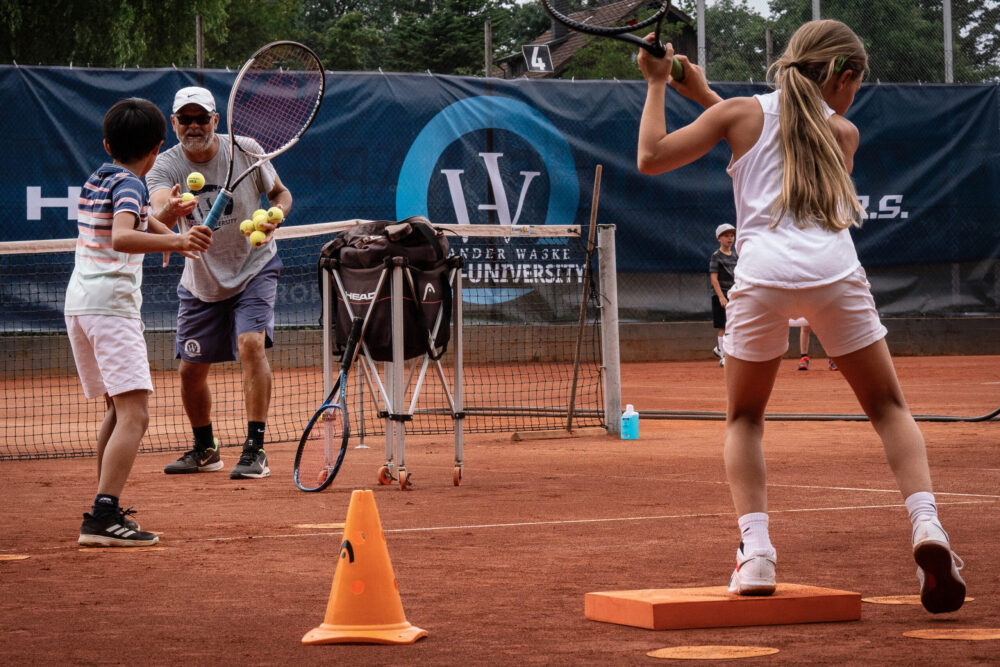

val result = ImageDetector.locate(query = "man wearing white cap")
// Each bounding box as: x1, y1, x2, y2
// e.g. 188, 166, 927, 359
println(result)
709, 223, 738, 366
147, 86, 293, 481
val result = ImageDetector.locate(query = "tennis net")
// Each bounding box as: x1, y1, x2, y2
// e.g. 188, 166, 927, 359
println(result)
1, 221, 611, 460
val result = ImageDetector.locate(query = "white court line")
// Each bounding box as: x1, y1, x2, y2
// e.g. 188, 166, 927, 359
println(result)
767, 484, 1000, 499
187, 498, 994, 542
681, 479, 1000, 499
6, 498, 995, 554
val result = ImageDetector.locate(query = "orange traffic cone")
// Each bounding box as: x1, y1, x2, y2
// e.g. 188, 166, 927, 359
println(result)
302, 489, 428, 645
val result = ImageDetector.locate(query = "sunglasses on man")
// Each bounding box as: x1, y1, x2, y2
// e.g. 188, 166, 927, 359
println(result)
175, 113, 214, 125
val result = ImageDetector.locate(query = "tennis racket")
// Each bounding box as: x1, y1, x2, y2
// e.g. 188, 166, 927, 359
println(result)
540, 0, 685, 81
293, 318, 364, 492
201, 41, 325, 230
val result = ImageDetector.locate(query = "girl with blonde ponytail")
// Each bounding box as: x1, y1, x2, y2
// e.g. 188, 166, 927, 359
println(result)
636, 20, 966, 614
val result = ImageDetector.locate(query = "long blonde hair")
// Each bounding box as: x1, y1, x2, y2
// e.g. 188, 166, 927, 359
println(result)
766, 20, 868, 232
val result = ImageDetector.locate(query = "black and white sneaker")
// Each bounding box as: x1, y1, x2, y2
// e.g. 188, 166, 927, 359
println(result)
164, 437, 224, 474
230, 440, 270, 479
79, 508, 158, 547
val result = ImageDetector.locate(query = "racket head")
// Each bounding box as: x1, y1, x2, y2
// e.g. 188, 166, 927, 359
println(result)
228, 41, 325, 159
293, 396, 348, 492
540, 0, 685, 80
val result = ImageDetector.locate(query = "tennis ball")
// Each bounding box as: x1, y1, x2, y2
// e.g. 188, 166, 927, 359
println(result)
249, 230, 267, 247
186, 172, 205, 191
239, 219, 256, 236
266, 206, 284, 224
180, 192, 195, 203
252, 210, 269, 231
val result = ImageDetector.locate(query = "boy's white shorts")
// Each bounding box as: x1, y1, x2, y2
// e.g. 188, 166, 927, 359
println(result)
724, 267, 888, 363
66, 314, 154, 399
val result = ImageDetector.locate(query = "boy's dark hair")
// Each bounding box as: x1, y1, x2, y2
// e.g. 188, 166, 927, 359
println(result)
103, 98, 166, 163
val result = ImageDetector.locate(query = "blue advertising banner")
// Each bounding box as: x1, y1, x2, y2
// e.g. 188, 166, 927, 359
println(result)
1, 66, 998, 319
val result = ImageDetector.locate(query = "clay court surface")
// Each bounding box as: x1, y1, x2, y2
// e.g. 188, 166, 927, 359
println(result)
2, 356, 998, 665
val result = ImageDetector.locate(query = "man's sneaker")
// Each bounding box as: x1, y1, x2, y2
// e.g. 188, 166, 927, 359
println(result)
797, 355, 810, 371
728, 543, 777, 596
164, 437, 223, 474
712, 346, 722, 359
79, 508, 158, 547
912, 520, 966, 614
828, 359, 838, 371
230, 440, 270, 479
719, 357, 725, 367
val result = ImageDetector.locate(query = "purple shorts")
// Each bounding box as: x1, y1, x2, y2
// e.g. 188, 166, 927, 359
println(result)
175, 254, 282, 364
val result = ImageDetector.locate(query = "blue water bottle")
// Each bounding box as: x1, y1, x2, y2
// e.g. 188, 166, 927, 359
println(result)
621, 404, 639, 440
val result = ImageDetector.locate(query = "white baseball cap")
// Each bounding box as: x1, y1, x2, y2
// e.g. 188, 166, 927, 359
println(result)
172, 86, 216, 114
715, 223, 736, 238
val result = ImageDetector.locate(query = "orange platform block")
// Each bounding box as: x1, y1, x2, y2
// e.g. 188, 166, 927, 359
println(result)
585, 584, 861, 630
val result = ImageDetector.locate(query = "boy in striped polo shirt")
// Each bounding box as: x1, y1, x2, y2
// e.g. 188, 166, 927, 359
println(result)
66, 98, 212, 546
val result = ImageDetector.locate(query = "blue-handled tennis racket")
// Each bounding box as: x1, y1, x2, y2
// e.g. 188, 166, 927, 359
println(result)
202, 41, 325, 230
293, 317, 364, 492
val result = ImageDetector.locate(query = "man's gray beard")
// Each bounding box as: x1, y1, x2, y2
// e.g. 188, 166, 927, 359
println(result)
182, 134, 214, 153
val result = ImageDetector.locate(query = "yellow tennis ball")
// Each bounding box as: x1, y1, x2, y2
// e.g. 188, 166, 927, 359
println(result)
186, 172, 205, 191
180, 192, 195, 202
249, 230, 267, 247
252, 210, 269, 230
239, 220, 256, 236
266, 206, 284, 224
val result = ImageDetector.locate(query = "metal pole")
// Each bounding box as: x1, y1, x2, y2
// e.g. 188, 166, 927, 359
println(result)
484, 18, 493, 78
943, 0, 954, 83
812, 0, 820, 21
765, 27, 773, 69
597, 225, 621, 435
195, 14, 204, 68
696, 0, 706, 68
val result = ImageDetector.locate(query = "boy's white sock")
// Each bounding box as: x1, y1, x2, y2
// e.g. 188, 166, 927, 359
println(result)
717, 335, 725, 358
737, 512, 773, 555
905, 491, 939, 528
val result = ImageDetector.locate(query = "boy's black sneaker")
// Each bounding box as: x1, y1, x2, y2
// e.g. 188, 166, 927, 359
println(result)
79, 508, 158, 547
164, 437, 223, 474
230, 440, 270, 479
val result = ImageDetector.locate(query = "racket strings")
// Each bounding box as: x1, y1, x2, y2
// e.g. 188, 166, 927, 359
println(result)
231, 45, 323, 155
545, 0, 668, 36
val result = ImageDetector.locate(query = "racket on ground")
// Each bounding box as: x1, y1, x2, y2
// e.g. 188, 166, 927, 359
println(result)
201, 41, 325, 230
294, 318, 365, 492
540, 0, 685, 81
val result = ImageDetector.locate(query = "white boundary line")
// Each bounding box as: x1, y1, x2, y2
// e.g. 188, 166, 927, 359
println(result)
5, 498, 995, 554
187, 498, 995, 542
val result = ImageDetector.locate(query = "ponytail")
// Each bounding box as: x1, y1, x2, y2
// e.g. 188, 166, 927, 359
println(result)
766, 20, 868, 232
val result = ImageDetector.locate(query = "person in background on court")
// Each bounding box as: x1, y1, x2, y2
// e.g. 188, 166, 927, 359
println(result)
147, 86, 292, 480
790, 318, 838, 371
710, 223, 738, 367
67, 98, 212, 546
637, 19, 965, 614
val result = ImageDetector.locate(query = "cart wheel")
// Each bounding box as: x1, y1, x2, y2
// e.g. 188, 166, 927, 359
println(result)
453, 466, 462, 486
399, 469, 411, 490
377, 465, 393, 485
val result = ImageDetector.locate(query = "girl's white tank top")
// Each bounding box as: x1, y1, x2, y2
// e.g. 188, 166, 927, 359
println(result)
726, 90, 861, 288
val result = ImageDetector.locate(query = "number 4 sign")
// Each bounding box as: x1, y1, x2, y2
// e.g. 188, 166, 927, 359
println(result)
522, 44, 553, 73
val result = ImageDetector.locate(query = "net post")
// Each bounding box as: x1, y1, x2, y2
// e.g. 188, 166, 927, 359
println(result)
598, 224, 621, 435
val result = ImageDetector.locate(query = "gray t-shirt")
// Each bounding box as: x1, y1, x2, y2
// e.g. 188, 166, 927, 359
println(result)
146, 136, 279, 302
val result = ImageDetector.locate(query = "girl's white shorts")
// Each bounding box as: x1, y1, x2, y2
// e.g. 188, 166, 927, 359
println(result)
724, 267, 887, 363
